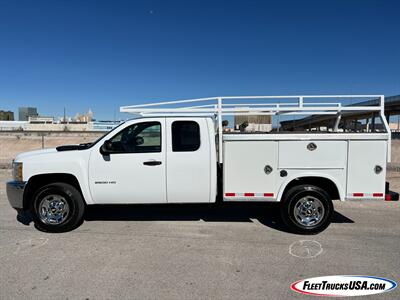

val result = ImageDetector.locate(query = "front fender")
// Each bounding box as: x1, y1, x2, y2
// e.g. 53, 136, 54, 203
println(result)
21, 150, 94, 205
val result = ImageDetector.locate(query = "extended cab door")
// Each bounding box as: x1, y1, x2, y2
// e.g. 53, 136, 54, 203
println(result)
88, 118, 167, 204
166, 118, 211, 203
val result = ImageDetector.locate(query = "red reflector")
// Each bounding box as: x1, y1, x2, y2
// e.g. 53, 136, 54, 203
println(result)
264, 193, 274, 197
353, 193, 364, 197
385, 194, 391, 201
373, 193, 384, 197
225, 193, 235, 197
244, 193, 255, 197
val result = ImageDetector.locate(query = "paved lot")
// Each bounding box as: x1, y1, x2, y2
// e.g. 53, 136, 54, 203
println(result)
0, 168, 399, 299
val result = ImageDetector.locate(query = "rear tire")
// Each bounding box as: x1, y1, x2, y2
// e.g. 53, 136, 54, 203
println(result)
30, 182, 85, 233
281, 184, 333, 234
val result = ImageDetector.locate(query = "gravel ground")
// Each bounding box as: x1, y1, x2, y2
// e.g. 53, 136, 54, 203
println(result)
0, 169, 399, 300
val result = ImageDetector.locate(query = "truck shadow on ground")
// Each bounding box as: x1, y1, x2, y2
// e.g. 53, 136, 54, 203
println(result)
84, 203, 354, 233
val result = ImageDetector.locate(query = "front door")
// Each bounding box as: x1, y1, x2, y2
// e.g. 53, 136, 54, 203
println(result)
88, 118, 167, 204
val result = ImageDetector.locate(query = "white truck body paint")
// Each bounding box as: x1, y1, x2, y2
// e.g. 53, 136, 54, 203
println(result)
223, 134, 386, 202
223, 141, 279, 200
17, 148, 94, 204
346, 140, 387, 199
14, 95, 390, 206
88, 118, 167, 204
165, 117, 215, 203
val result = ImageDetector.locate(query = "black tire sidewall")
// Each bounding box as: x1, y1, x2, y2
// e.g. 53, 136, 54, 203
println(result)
282, 185, 333, 234
31, 183, 84, 233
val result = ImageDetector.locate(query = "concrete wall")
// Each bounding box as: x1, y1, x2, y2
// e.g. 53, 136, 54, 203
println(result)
390, 140, 400, 165
0, 131, 103, 167
0, 121, 99, 131
25, 123, 93, 131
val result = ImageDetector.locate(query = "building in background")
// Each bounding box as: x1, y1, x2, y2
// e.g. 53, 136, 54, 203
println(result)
0, 110, 14, 121
1, 106, 121, 132
73, 109, 93, 123
234, 115, 272, 132
92, 120, 121, 131
28, 116, 54, 124
18, 107, 38, 121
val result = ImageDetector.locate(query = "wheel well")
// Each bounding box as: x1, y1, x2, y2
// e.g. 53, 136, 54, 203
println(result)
282, 177, 340, 201
23, 173, 85, 210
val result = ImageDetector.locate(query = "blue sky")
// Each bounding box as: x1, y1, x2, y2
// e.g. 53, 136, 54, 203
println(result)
0, 0, 399, 120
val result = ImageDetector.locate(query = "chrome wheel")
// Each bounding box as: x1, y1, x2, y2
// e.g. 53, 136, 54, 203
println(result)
38, 195, 70, 225
294, 196, 325, 227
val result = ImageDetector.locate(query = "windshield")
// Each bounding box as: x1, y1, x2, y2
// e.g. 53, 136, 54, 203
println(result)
84, 121, 126, 148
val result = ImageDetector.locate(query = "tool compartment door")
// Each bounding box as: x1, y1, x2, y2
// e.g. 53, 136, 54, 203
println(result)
223, 141, 278, 200
346, 140, 387, 199
279, 141, 347, 169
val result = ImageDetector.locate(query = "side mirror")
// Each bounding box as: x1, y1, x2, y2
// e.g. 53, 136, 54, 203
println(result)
100, 140, 113, 155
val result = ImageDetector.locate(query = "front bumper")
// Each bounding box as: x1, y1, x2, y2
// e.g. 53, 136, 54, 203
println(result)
6, 181, 26, 210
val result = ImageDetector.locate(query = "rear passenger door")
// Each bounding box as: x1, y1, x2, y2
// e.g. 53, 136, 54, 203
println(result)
166, 118, 211, 203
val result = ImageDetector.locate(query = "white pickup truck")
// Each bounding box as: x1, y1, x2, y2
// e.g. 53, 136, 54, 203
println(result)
6, 95, 396, 234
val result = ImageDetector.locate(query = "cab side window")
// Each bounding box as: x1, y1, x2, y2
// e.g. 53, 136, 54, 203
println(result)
110, 121, 161, 153
172, 121, 200, 152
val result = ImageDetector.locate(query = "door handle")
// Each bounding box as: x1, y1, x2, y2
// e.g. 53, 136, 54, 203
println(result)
143, 160, 162, 166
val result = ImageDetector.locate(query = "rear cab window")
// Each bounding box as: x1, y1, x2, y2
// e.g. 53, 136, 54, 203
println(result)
172, 121, 200, 152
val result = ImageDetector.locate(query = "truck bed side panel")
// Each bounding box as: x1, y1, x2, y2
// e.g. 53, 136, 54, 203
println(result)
223, 141, 278, 201
346, 140, 387, 199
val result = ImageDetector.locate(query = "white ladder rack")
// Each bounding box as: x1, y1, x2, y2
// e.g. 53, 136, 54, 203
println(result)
120, 95, 388, 163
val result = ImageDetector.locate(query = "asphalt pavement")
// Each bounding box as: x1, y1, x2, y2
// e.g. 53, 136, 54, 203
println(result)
0, 169, 399, 299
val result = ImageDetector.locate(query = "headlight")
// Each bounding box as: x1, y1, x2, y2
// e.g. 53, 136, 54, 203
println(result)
12, 161, 23, 182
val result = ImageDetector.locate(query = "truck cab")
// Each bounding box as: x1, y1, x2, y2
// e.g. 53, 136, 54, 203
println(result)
88, 117, 217, 204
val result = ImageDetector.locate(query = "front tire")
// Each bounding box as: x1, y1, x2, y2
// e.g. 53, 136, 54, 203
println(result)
30, 182, 85, 233
281, 185, 333, 234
